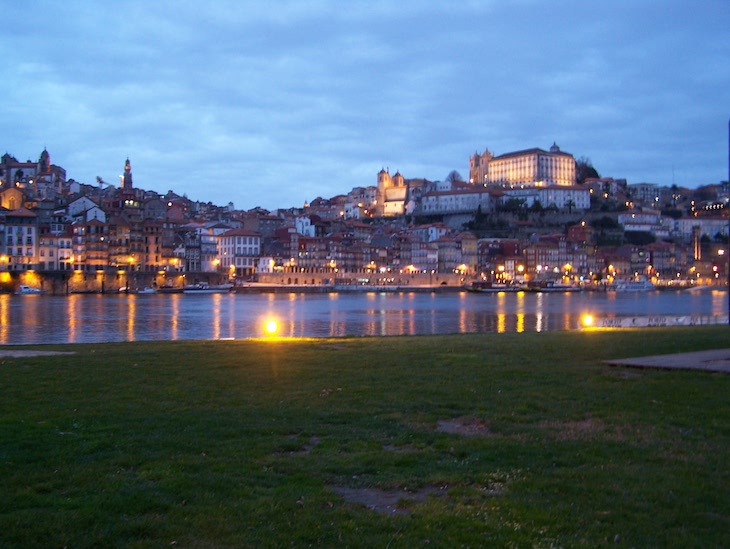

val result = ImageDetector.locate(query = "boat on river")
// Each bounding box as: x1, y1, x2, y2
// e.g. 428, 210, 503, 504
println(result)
466, 281, 520, 293
525, 281, 581, 293
136, 287, 158, 294
183, 282, 233, 294
15, 285, 44, 295
615, 277, 655, 292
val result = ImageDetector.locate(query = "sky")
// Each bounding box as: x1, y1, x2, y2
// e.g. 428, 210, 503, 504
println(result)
2, 1, 729, 211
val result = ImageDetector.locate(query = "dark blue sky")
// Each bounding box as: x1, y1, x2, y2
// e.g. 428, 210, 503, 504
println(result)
2, 1, 728, 209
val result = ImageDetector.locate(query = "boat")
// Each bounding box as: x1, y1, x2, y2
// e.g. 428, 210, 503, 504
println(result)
466, 281, 519, 293
525, 281, 581, 293
183, 282, 233, 294
615, 277, 655, 292
15, 285, 44, 295
156, 286, 184, 294
136, 287, 158, 294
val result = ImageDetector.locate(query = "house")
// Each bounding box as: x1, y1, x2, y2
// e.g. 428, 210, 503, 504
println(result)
217, 228, 260, 277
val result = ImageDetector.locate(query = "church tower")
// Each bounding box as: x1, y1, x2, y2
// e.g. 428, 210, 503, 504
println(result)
121, 158, 134, 189
376, 168, 392, 216
38, 148, 50, 173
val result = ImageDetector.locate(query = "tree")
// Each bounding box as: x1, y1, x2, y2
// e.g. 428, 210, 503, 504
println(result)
500, 198, 526, 213
692, 185, 717, 202
445, 170, 464, 184
624, 231, 655, 246
661, 208, 683, 219
575, 156, 599, 185
592, 216, 619, 229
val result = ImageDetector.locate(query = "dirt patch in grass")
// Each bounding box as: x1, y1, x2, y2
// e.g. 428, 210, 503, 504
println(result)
436, 416, 491, 437
549, 418, 602, 440
329, 485, 444, 515
383, 443, 420, 452
540, 418, 651, 442
278, 435, 321, 456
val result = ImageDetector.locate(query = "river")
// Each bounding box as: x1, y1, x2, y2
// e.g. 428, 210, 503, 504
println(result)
0, 289, 727, 345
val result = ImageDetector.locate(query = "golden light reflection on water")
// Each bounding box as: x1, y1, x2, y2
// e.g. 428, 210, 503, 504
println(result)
126, 295, 136, 341
0, 295, 8, 344
536, 313, 544, 332
497, 314, 506, 333
170, 294, 180, 340
67, 294, 81, 342
535, 293, 544, 332
515, 290, 525, 311
211, 293, 221, 340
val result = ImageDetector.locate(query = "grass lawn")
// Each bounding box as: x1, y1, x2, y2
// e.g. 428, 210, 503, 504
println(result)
1, 326, 729, 547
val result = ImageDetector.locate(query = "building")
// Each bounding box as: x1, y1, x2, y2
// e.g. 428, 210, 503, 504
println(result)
2, 208, 38, 270
218, 228, 260, 277
419, 187, 496, 215
0, 149, 67, 200
469, 143, 576, 187
376, 168, 407, 216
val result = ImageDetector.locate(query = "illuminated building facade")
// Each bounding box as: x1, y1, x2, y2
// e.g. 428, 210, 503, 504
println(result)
376, 168, 407, 216
469, 143, 576, 187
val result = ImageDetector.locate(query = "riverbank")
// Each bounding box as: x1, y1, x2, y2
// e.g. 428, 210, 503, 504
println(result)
1, 327, 728, 546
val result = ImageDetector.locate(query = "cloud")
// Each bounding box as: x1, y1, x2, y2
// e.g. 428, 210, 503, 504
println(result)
2, 1, 729, 209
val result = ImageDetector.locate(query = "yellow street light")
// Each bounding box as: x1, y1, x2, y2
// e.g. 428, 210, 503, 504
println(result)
264, 319, 279, 335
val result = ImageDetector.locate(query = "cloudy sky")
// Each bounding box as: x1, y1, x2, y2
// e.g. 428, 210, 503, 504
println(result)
2, 1, 728, 210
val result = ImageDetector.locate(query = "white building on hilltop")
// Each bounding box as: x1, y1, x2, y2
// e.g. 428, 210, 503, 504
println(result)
469, 143, 576, 188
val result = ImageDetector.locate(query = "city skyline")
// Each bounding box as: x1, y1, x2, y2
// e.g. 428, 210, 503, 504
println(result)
2, 1, 728, 210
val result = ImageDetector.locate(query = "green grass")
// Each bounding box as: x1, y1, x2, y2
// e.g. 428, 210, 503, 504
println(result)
1, 327, 729, 547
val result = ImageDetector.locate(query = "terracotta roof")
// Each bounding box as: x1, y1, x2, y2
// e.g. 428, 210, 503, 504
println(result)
5, 207, 36, 217
220, 228, 260, 237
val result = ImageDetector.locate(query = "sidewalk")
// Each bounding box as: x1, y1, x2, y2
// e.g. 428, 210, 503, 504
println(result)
605, 348, 730, 373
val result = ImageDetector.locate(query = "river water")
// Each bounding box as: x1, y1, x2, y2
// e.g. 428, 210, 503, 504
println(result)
0, 289, 727, 345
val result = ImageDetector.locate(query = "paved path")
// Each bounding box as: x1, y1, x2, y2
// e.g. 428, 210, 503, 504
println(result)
605, 348, 730, 373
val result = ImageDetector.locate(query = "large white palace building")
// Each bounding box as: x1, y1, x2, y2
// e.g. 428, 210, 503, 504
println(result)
469, 143, 576, 187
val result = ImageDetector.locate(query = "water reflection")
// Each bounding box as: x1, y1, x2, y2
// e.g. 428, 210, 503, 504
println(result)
170, 294, 179, 340
127, 295, 136, 341
0, 295, 9, 344
0, 289, 725, 345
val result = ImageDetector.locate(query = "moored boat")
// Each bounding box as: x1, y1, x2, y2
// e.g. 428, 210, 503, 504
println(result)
615, 277, 655, 292
15, 285, 44, 295
466, 281, 519, 293
525, 280, 581, 293
136, 287, 158, 294
183, 282, 233, 294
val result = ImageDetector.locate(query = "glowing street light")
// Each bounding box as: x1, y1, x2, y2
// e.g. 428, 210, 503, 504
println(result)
264, 319, 279, 335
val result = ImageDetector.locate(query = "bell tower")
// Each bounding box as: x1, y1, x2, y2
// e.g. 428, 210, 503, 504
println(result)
121, 158, 134, 189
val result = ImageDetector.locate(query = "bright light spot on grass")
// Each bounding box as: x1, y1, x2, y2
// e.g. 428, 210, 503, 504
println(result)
582, 314, 594, 327
264, 320, 279, 335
